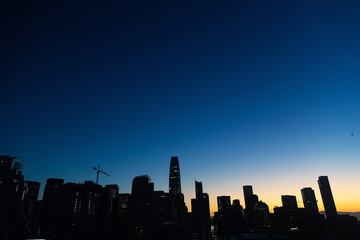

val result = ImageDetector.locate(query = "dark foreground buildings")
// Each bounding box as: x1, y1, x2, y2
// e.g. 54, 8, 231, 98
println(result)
0, 156, 27, 239
214, 196, 243, 237
1, 155, 359, 240
214, 179, 359, 239
0, 155, 212, 239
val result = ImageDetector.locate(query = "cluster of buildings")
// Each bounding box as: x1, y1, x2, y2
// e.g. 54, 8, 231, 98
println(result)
213, 178, 351, 239
1, 155, 359, 240
0, 156, 210, 240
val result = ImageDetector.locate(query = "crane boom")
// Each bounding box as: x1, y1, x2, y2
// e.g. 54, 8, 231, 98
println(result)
93, 165, 110, 184
99, 169, 110, 176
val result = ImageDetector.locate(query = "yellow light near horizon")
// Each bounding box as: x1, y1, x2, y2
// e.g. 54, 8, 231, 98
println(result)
184, 177, 360, 216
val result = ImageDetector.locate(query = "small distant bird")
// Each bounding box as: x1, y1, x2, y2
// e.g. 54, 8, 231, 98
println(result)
351, 133, 354, 136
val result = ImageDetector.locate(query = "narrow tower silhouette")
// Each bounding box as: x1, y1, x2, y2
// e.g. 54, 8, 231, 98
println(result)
169, 156, 181, 195
318, 176, 337, 221
191, 181, 211, 240
168, 156, 186, 221
243, 185, 253, 210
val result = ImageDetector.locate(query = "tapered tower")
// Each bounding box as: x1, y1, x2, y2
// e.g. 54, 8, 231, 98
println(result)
169, 156, 181, 195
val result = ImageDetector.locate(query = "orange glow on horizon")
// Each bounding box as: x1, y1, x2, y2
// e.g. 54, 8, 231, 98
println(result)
185, 200, 360, 217
184, 180, 360, 217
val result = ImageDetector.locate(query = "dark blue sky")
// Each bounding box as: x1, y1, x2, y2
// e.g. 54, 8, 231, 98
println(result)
1, 1, 360, 213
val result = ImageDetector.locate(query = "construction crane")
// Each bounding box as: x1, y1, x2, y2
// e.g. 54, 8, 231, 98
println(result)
93, 165, 110, 185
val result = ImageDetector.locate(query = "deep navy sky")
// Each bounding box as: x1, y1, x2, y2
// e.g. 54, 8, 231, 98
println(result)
1, 1, 360, 212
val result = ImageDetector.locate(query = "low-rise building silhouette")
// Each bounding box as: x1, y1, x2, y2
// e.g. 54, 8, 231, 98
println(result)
214, 196, 243, 237
281, 195, 298, 209
217, 196, 231, 212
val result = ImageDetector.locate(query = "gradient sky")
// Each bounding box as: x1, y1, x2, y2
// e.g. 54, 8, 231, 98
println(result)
1, 1, 360, 215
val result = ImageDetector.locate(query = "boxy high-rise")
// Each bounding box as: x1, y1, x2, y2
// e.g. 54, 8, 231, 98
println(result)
318, 176, 337, 221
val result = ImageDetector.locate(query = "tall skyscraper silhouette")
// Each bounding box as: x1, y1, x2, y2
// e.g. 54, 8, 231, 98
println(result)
301, 187, 319, 215
191, 181, 211, 240
41, 178, 65, 235
195, 180, 203, 199
131, 175, 154, 234
168, 157, 186, 221
169, 156, 181, 195
23, 181, 40, 218
243, 185, 253, 210
318, 176, 337, 220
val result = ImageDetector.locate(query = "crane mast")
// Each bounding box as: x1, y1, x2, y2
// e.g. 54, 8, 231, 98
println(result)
92, 165, 110, 185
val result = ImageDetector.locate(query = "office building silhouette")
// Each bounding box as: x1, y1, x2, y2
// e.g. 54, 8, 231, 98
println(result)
99, 184, 119, 219
131, 175, 154, 234
318, 176, 337, 221
195, 180, 203, 199
43, 178, 64, 202
132, 175, 154, 200
23, 181, 40, 218
214, 195, 244, 236
281, 195, 298, 209
274, 195, 303, 231
217, 196, 231, 212
243, 185, 253, 210
301, 187, 319, 215
191, 181, 211, 240
233, 199, 240, 207
243, 185, 259, 225
41, 178, 64, 235
253, 200, 270, 228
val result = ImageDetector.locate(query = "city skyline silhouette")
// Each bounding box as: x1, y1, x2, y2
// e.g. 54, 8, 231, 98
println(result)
1, 1, 360, 238
2, 154, 359, 219
1, 154, 360, 240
